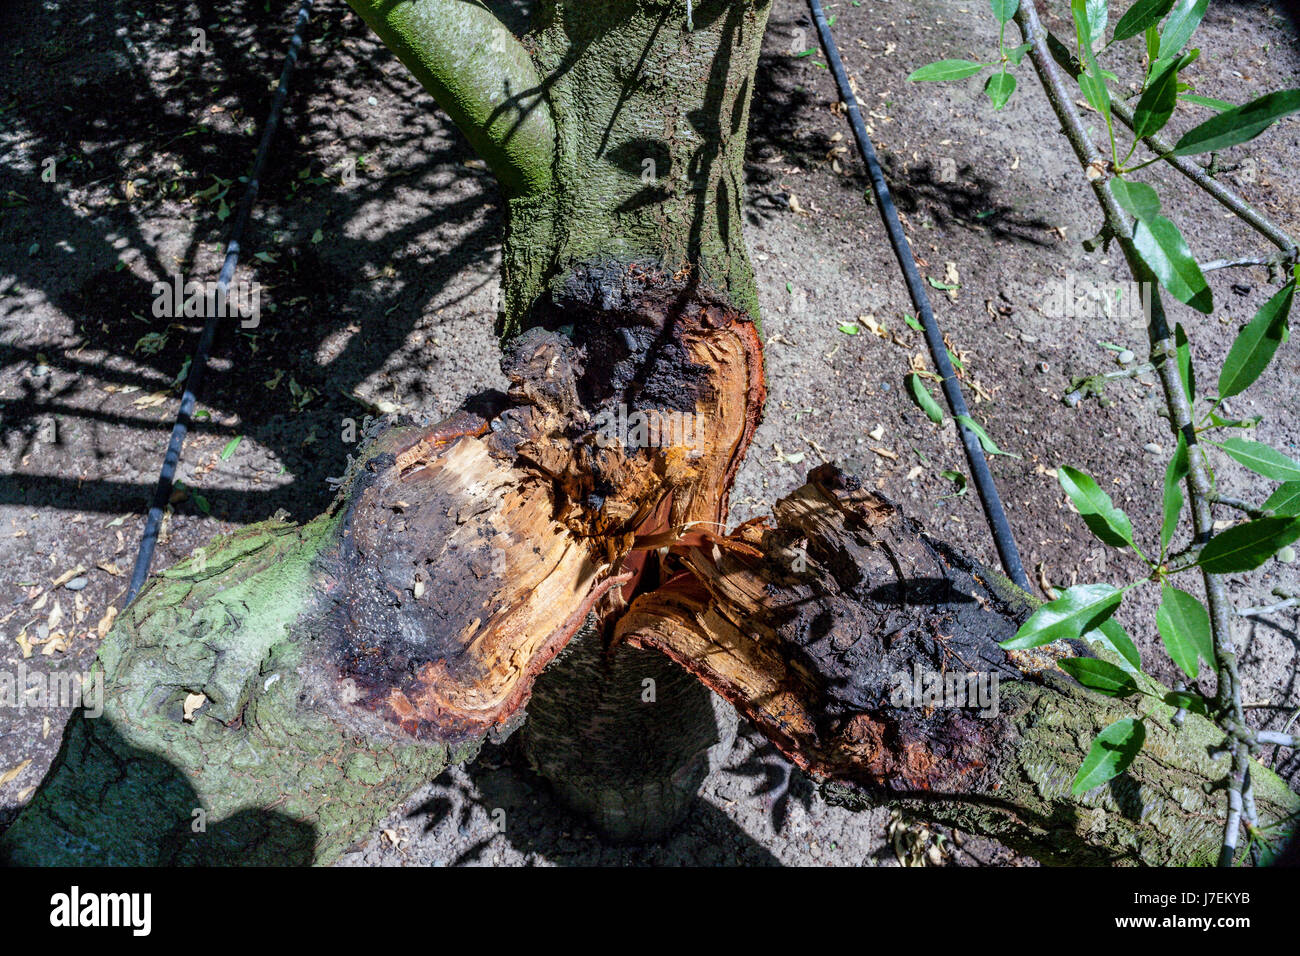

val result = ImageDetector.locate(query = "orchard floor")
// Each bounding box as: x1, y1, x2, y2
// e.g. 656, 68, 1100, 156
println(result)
2, 0, 1299, 866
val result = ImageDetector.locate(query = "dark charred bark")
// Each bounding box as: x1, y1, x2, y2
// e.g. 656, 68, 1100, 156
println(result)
616, 465, 1300, 865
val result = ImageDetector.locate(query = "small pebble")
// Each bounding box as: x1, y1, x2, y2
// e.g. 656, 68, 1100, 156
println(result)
1020, 333, 1038, 343
65, 577, 88, 591
1279, 546, 1296, 564
1037, 361, 1050, 373
1116, 350, 1135, 365
367, 96, 378, 106
1143, 442, 1163, 455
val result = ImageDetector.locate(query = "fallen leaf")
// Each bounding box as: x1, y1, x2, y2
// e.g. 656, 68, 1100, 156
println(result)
183, 692, 207, 722
96, 606, 118, 639
0, 759, 32, 787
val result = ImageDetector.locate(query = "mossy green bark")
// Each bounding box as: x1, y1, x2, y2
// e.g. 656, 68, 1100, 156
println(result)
345, 0, 556, 196
346, 0, 771, 336
825, 658, 1300, 866
507, 0, 771, 332
0, 516, 477, 866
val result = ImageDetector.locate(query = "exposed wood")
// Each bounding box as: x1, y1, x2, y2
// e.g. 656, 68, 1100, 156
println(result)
617, 465, 1300, 864
321, 263, 765, 742
0, 266, 766, 864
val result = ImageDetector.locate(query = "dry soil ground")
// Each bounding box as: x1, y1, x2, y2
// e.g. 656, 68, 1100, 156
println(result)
2, 0, 1299, 866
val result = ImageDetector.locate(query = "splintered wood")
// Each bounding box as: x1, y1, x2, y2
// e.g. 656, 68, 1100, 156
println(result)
320, 266, 765, 742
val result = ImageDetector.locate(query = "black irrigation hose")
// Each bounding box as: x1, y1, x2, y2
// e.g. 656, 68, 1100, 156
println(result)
807, 0, 1032, 592
125, 0, 315, 604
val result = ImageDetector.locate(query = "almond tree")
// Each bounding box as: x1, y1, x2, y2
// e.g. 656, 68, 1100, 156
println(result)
3, 0, 1296, 866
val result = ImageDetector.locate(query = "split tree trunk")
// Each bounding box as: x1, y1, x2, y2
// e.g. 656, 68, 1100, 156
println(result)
4, 0, 1296, 865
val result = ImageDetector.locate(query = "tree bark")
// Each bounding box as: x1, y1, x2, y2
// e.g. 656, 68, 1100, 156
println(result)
616, 465, 1300, 865
2, 275, 765, 864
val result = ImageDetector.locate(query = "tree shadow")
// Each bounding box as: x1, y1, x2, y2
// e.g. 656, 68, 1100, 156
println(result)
1, 0, 511, 527
402, 733, 786, 866
745, 7, 1055, 245
0, 713, 315, 865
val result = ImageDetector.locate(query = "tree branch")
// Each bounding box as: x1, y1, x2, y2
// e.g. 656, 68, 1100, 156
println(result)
1042, 29, 1299, 259
1013, 0, 1253, 864
346, 0, 556, 195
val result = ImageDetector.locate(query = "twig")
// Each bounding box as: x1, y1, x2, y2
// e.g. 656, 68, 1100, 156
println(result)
1211, 494, 1268, 519
1201, 253, 1295, 274
1042, 31, 1299, 258
1064, 361, 1155, 406
1238, 598, 1299, 618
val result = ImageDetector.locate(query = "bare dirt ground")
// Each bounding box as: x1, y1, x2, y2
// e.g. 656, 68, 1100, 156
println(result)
2, 0, 1298, 866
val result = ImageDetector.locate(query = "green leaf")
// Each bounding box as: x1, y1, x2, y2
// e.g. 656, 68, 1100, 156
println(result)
1059, 657, 1139, 697
1085, 617, 1143, 674
1072, 718, 1146, 795
940, 469, 968, 497
1156, 584, 1213, 679
985, 72, 1017, 110
1217, 281, 1295, 399
1001, 583, 1123, 650
1112, 0, 1175, 43
1078, 70, 1112, 118
1161, 432, 1189, 553
1162, 689, 1208, 715
1198, 517, 1300, 573
1131, 58, 1181, 139
907, 373, 944, 424
220, 435, 243, 460
1083, 0, 1108, 38
838, 322, 860, 335
990, 0, 1019, 25
1215, 437, 1300, 482
1174, 323, 1196, 398
1005, 42, 1033, 66
908, 60, 985, 82
192, 492, 211, 516
1263, 482, 1300, 517
1071, 0, 1108, 50
954, 414, 1021, 458
1058, 466, 1137, 550
1071, 0, 1095, 50
1133, 216, 1212, 313
1180, 92, 1234, 112
1157, 0, 1208, 60
1172, 89, 1300, 156
904, 313, 923, 331
1109, 178, 1160, 222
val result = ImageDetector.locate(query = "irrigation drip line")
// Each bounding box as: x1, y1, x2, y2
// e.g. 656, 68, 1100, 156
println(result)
806, 0, 1032, 592
125, 0, 316, 604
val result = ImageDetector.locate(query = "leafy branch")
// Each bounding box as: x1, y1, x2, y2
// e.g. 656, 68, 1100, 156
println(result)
908, 0, 1300, 865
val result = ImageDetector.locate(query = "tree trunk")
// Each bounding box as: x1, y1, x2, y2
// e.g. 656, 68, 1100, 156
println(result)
4, 0, 1296, 866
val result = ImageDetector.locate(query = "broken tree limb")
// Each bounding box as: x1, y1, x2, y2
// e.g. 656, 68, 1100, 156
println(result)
1, 267, 766, 864
617, 465, 1300, 865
